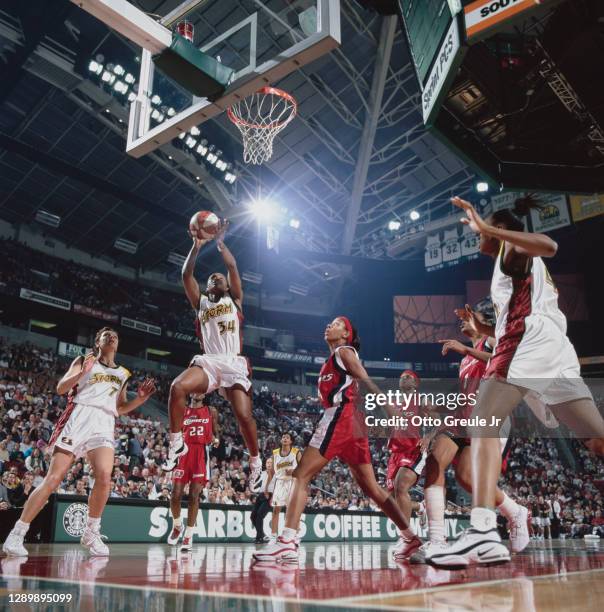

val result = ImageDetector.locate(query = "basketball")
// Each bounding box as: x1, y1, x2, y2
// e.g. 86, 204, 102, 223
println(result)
189, 211, 221, 240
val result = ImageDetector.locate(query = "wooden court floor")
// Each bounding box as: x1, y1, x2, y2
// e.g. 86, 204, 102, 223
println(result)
1, 539, 603, 611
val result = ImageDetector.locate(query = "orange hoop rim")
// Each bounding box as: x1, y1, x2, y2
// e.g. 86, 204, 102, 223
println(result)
227, 87, 297, 130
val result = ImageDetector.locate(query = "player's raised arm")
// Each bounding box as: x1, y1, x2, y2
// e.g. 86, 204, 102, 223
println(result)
56, 353, 94, 395
454, 305, 495, 338
216, 223, 243, 306
182, 234, 210, 310
117, 378, 157, 415
452, 196, 557, 258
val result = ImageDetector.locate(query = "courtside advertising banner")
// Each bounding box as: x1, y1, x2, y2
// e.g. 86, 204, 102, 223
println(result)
464, 0, 546, 42
53, 497, 469, 543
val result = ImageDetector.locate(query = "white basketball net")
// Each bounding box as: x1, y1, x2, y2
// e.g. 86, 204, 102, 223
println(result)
227, 87, 297, 165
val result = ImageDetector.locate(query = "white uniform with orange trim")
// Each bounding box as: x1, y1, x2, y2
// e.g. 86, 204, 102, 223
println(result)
486, 243, 591, 404
48, 360, 130, 458
189, 292, 251, 393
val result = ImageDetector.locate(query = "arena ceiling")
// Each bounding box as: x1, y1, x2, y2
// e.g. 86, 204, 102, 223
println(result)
0, 0, 476, 304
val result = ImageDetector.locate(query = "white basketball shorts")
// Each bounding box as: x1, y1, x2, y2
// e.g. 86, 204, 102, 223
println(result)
48, 403, 115, 459
189, 354, 252, 393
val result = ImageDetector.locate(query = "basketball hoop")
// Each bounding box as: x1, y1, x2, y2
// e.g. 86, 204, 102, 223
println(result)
227, 87, 297, 165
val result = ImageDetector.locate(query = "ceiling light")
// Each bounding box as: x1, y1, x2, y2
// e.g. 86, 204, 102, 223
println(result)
101, 71, 116, 84
250, 199, 278, 223
114, 238, 138, 254
476, 181, 489, 193
151, 94, 161, 105
88, 60, 103, 75
409, 210, 420, 221
289, 218, 300, 229
388, 220, 401, 231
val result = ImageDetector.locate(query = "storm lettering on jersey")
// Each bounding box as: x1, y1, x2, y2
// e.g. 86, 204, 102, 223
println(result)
201, 302, 233, 323
87, 373, 123, 385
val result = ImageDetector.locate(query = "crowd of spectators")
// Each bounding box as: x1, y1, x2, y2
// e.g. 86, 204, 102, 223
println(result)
2, 338, 604, 538
501, 437, 604, 539
0, 238, 194, 335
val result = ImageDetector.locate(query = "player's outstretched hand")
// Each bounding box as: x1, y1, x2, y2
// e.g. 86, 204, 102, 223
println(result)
137, 378, 157, 400
451, 196, 488, 234
216, 218, 229, 249
438, 339, 468, 356
188, 229, 210, 250
454, 304, 482, 335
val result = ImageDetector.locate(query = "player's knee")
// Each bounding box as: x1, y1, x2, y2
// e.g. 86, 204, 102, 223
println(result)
94, 470, 112, 488
170, 379, 187, 398
45, 472, 63, 491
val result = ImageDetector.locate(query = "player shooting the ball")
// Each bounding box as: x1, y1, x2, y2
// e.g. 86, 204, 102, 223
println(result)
163, 215, 263, 492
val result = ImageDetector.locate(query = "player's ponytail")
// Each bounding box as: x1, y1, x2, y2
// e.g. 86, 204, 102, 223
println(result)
350, 324, 361, 352
491, 194, 543, 232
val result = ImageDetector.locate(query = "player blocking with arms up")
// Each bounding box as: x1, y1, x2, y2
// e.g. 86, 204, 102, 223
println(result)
163, 221, 262, 491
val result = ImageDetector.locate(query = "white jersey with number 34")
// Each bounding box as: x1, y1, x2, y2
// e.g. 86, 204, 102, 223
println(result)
198, 293, 242, 355
72, 360, 131, 416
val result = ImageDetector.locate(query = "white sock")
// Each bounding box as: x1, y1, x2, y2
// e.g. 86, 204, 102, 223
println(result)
250, 455, 261, 468
173, 516, 182, 529
87, 516, 101, 532
401, 527, 416, 541
425, 485, 446, 544
471, 507, 497, 531
281, 527, 296, 541
497, 492, 520, 520
170, 432, 183, 445
13, 520, 30, 536
185, 525, 194, 538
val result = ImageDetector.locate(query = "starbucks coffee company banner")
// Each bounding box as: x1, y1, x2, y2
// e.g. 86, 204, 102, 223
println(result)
54, 496, 469, 543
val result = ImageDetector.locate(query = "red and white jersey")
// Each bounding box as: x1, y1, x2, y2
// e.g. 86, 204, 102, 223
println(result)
197, 293, 243, 355
71, 360, 130, 416
491, 243, 566, 342
458, 336, 490, 418
182, 406, 213, 446
317, 345, 358, 409
388, 399, 422, 454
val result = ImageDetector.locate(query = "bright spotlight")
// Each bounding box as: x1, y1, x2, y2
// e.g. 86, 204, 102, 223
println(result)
289, 218, 300, 229
409, 210, 420, 221
250, 199, 278, 223
388, 220, 401, 231
88, 60, 103, 75
476, 181, 489, 193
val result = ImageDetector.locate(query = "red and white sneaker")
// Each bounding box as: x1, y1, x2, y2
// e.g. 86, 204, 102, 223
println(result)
167, 526, 183, 546
392, 535, 422, 559
180, 535, 192, 552
252, 536, 298, 563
